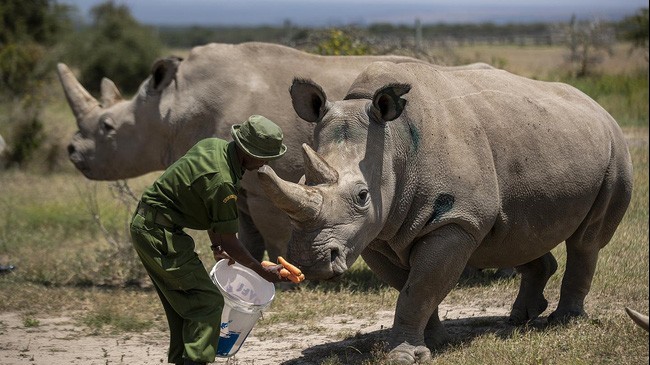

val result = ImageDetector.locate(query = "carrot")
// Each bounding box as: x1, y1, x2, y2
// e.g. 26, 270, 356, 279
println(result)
278, 256, 302, 276
296, 273, 305, 282
279, 268, 291, 277
287, 274, 303, 284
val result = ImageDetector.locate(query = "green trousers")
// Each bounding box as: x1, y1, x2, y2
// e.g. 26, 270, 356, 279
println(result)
130, 211, 224, 364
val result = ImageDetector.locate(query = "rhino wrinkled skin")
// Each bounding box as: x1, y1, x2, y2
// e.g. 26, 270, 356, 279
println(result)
258, 61, 633, 363
57, 42, 427, 261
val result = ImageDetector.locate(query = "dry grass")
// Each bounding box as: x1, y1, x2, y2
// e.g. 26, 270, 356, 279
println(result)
442, 42, 647, 79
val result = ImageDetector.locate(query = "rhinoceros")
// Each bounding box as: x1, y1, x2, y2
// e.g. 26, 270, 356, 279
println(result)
57, 42, 430, 261
257, 61, 633, 363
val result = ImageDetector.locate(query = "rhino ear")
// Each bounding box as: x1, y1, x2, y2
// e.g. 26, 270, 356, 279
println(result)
150, 56, 183, 93
290, 78, 330, 123
371, 83, 411, 122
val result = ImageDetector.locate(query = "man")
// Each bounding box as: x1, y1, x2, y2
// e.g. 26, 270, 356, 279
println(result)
130, 115, 287, 365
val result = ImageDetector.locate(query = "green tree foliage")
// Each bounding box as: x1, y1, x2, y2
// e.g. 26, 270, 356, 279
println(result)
617, 7, 649, 60
66, 0, 162, 94
315, 29, 371, 56
0, 0, 72, 96
0, 0, 73, 168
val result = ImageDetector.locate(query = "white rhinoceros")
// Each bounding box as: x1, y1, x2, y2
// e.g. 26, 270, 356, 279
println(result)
57, 42, 426, 261
258, 61, 633, 363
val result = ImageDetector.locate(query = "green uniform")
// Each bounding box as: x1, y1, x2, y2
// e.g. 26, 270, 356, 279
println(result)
130, 138, 244, 364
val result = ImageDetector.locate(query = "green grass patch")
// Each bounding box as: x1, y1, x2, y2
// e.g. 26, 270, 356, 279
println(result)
22, 315, 40, 328
555, 70, 649, 127
81, 305, 153, 334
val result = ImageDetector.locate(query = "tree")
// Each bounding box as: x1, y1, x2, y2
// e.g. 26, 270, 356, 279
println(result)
66, 0, 162, 94
315, 29, 371, 56
618, 7, 649, 61
0, 0, 73, 168
0, 0, 72, 96
563, 15, 615, 77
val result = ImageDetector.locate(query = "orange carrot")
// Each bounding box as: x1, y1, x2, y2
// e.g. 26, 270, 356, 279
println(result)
279, 268, 291, 277
278, 256, 302, 276
287, 274, 303, 284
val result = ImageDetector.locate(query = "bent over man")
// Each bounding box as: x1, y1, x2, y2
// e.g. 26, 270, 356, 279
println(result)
130, 115, 287, 365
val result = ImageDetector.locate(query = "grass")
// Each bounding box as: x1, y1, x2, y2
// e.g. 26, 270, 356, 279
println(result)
559, 70, 649, 127
0, 43, 648, 363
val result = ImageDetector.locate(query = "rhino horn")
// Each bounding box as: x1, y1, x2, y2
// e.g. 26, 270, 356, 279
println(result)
625, 307, 649, 332
100, 77, 123, 107
57, 63, 100, 120
258, 165, 323, 223
302, 143, 338, 185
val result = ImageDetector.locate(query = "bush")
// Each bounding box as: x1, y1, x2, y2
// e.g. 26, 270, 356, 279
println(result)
64, 1, 162, 94
315, 29, 372, 55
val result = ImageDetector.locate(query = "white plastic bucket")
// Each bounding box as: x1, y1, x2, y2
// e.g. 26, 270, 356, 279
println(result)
209, 260, 275, 358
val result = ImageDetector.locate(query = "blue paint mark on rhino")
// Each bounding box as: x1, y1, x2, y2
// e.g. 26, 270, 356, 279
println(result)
409, 122, 420, 151
334, 122, 351, 143
426, 193, 455, 225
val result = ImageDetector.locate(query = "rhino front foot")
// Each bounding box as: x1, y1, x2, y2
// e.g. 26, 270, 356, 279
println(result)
548, 307, 587, 325
386, 343, 431, 365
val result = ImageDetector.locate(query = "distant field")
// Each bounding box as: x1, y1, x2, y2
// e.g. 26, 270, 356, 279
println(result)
448, 42, 647, 78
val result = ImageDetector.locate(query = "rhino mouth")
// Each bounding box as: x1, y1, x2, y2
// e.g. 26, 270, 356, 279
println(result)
68, 150, 92, 177
288, 244, 348, 280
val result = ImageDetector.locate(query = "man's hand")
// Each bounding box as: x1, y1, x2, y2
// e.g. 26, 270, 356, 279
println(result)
211, 245, 235, 265
262, 258, 305, 283
208, 231, 289, 283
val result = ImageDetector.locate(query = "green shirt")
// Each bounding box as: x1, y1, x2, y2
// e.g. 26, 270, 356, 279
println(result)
141, 138, 244, 233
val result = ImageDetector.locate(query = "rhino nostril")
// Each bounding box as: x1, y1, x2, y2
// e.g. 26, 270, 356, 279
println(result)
330, 248, 339, 263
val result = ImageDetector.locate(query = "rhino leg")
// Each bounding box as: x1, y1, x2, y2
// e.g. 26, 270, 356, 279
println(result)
362, 246, 450, 353
385, 225, 475, 364
548, 154, 632, 324
236, 191, 266, 261
236, 175, 292, 263
509, 252, 558, 324
361, 243, 409, 290
362, 245, 433, 364
548, 242, 600, 324
246, 194, 291, 262
424, 307, 451, 349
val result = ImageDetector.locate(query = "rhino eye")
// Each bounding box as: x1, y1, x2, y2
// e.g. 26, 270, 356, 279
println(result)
354, 186, 370, 207
100, 116, 116, 134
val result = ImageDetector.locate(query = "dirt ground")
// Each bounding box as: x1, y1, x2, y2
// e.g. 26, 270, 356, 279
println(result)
0, 303, 511, 365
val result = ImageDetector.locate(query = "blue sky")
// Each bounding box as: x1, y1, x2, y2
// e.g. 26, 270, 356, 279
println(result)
60, 0, 647, 26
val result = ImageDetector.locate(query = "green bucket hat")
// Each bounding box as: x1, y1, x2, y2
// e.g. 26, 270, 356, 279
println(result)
231, 115, 287, 160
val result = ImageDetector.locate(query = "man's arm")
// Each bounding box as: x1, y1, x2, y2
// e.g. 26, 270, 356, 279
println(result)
208, 230, 282, 283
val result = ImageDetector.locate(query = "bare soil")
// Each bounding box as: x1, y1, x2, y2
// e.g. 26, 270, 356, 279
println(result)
0, 303, 512, 365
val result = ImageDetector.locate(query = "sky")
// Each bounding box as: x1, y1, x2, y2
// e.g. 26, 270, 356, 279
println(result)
59, 0, 647, 27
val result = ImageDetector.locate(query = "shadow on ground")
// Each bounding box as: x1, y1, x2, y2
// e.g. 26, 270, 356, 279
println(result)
280, 315, 548, 365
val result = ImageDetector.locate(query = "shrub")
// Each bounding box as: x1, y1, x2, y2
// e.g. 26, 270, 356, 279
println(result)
315, 29, 372, 56
64, 1, 162, 94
